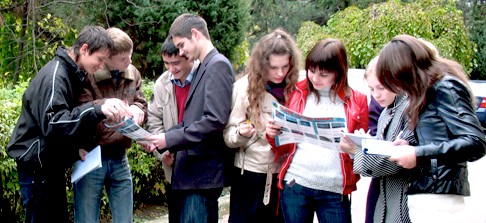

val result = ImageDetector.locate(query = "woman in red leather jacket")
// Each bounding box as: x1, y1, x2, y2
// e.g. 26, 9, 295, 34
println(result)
267, 38, 368, 223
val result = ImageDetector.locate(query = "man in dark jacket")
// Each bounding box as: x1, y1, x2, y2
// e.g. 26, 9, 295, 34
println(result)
7, 26, 131, 223
146, 13, 235, 223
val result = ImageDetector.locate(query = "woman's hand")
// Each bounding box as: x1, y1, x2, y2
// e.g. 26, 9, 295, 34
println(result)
266, 119, 282, 138
238, 120, 255, 138
340, 135, 358, 155
389, 145, 417, 169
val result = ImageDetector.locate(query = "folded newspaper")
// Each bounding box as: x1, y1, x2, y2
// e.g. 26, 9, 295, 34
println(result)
104, 117, 152, 143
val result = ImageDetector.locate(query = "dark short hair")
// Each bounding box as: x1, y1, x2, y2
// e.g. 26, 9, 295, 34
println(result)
305, 38, 350, 102
160, 37, 180, 57
72, 26, 114, 60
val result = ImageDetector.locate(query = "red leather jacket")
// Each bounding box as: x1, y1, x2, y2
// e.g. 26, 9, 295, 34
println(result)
271, 78, 369, 194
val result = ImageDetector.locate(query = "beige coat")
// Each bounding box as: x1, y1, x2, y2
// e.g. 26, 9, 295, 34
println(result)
224, 75, 282, 175
146, 70, 178, 182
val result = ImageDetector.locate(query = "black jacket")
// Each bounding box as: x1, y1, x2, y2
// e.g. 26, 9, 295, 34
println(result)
408, 75, 486, 195
7, 47, 106, 168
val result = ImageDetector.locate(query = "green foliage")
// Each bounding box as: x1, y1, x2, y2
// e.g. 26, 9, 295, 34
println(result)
296, 21, 330, 62
0, 7, 76, 86
458, 0, 486, 79
297, 0, 476, 73
55, 0, 251, 79
0, 81, 28, 221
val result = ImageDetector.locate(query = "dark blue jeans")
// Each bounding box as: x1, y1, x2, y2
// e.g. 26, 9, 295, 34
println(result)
171, 187, 223, 223
280, 182, 351, 223
73, 155, 133, 223
228, 167, 282, 223
17, 161, 68, 223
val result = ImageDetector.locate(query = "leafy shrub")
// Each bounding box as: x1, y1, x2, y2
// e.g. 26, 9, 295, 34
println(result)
297, 0, 476, 74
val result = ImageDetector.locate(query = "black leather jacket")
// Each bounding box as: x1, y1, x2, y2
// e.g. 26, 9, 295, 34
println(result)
408, 75, 486, 196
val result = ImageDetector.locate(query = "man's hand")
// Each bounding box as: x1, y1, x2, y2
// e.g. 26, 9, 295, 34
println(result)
147, 133, 167, 150
79, 149, 88, 161
129, 105, 145, 125
161, 151, 174, 166
101, 98, 131, 123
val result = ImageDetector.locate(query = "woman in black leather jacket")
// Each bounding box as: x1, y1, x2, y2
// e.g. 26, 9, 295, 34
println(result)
375, 34, 486, 223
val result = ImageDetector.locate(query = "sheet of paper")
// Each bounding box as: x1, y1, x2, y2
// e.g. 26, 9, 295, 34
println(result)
362, 138, 398, 156
71, 145, 102, 183
343, 133, 376, 146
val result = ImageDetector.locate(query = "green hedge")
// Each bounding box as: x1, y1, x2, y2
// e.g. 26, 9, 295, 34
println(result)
0, 79, 168, 221
296, 0, 476, 74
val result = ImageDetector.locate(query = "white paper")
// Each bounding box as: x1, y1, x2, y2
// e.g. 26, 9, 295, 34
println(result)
71, 145, 102, 183
343, 133, 376, 146
361, 138, 398, 156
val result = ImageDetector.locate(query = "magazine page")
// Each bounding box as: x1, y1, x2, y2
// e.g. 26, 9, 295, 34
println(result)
271, 101, 347, 150
104, 117, 152, 143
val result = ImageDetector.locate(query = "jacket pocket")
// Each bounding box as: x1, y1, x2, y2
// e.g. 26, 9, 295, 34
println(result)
18, 138, 44, 166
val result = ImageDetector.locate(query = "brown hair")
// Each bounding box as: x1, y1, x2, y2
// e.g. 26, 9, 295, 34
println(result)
246, 28, 301, 129
376, 34, 470, 128
305, 38, 350, 103
169, 13, 210, 40
106, 27, 133, 56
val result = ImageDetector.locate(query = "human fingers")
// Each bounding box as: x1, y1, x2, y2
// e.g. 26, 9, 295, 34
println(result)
79, 149, 88, 161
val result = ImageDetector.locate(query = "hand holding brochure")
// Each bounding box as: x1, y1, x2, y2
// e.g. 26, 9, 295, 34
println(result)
104, 117, 152, 143
71, 146, 102, 183
361, 138, 399, 156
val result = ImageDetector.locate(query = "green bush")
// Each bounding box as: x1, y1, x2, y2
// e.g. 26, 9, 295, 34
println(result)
0, 81, 27, 221
297, 0, 476, 73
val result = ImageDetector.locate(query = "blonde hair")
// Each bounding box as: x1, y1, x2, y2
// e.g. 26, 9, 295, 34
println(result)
106, 27, 133, 56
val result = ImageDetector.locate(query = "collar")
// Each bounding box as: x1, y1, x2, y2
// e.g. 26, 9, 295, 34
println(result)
170, 60, 200, 87
93, 64, 136, 83
55, 47, 87, 82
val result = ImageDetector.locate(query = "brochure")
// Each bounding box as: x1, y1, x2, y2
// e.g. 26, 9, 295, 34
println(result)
71, 145, 102, 183
104, 117, 152, 143
271, 101, 346, 150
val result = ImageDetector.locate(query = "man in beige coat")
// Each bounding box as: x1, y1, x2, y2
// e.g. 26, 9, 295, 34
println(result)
146, 38, 198, 183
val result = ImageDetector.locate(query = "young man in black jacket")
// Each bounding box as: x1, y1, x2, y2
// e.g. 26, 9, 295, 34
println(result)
7, 26, 131, 223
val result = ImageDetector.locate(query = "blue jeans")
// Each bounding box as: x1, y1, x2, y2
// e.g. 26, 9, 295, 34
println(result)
280, 182, 351, 223
74, 155, 133, 223
171, 187, 223, 223
18, 161, 68, 223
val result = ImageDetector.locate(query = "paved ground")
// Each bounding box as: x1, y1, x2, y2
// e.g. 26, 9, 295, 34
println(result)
143, 156, 486, 223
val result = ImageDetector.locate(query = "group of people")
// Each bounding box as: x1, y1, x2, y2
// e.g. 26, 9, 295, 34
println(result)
6, 12, 486, 223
